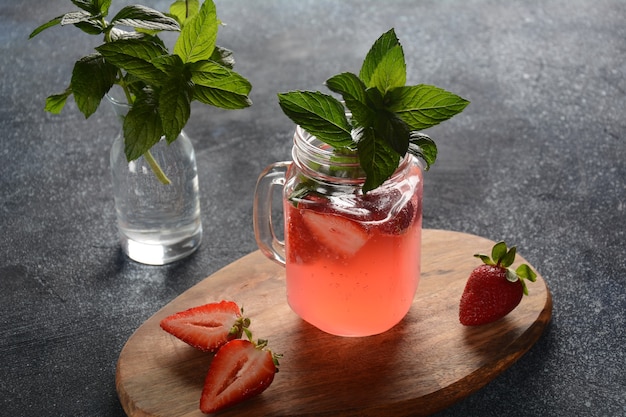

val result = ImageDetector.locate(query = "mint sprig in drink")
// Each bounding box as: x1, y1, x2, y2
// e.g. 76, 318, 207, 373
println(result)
256, 29, 468, 336
278, 28, 469, 192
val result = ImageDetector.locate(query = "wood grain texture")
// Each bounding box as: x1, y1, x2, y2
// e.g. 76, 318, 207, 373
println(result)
116, 229, 552, 417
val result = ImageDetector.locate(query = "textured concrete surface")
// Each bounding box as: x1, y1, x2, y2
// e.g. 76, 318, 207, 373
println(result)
1, 1, 624, 416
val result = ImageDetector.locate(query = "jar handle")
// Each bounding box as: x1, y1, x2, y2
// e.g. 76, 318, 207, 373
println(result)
253, 162, 291, 266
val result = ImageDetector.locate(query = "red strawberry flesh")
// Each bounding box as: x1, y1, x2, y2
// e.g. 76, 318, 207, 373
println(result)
200, 339, 276, 413
160, 300, 244, 352
300, 209, 370, 257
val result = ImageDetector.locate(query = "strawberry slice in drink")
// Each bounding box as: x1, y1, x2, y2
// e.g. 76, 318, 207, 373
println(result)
301, 208, 370, 258
361, 189, 418, 235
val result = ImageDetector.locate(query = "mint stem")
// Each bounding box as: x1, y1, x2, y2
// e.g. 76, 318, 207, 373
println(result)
119, 75, 171, 185
144, 150, 171, 185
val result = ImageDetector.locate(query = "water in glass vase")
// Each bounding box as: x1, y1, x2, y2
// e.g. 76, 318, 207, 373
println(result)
110, 132, 202, 265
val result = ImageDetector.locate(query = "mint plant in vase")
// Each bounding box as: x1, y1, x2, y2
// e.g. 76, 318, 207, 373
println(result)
254, 29, 469, 336
30, 0, 252, 265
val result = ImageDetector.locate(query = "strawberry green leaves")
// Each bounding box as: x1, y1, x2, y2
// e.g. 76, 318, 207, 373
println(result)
277, 28, 469, 192
474, 241, 538, 295
515, 264, 538, 295
30, 0, 252, 178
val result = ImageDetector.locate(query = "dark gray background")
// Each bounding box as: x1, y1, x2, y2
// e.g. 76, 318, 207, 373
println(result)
1, 0, 624, 416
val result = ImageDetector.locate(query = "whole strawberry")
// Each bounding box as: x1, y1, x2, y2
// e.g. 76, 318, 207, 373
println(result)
459, 241, 537, 326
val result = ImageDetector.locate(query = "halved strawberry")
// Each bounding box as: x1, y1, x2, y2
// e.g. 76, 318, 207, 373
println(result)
459, 242, 537, 326
160, 300, 249, 352
301, 208, 370, 257
200, 339, 280, 414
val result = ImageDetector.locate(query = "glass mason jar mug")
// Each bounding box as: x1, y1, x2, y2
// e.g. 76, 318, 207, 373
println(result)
254, 126, 424, 337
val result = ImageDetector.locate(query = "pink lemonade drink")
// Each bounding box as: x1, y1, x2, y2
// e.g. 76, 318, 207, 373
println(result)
283, 160, 423, 337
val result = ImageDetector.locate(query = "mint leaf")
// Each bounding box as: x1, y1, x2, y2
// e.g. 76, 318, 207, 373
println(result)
71, 0, 101, 15
96, 38, 167, 85
60, 10, 92, 25
277, 91, 353, 148
369, 45, 405, 94
70, 53, 117, 118
108, 28, 145, 41
387, 84, 469, 130
359, 28, 405, 93
45, 90, 72, 114
193, 85, 251, 109
111, 5, 180, 32
74, 19, 105, 35
96, 0, 112, 16
29, 15, 63, 38
408, 132, 437, 169
325, 79, 408, 157
190, 60, 250, 94
325, 72, 374, 127
366, 86, 385, 109
123, 91, 163, 161
191, 60, 252, 109
170, 0, 200, 25
372, 110, 410, 156
71, 0, 111, 16
31, 12, 102, 37
211, 46, 235, 69
356, 128, 401, 193
174, 0, 217, 63
159, 75, 193, 143
326, 72, 368, 104
151, 53, 185, 77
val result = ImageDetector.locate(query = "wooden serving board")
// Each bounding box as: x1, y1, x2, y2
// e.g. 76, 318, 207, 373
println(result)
116, 229, 552, 417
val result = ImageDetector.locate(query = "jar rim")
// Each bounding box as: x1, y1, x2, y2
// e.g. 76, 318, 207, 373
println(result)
294, 125, 360, 166
293, 125, 415, 186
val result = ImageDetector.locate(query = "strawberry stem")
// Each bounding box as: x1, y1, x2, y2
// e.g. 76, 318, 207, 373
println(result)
475, 241, 537, 295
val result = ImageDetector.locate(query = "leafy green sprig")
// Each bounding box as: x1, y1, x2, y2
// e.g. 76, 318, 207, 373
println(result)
278, 28, 469, 192
30, 0, 251, 184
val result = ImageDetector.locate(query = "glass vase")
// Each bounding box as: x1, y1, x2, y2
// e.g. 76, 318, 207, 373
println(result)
108, 96, 202, 265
